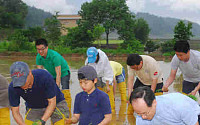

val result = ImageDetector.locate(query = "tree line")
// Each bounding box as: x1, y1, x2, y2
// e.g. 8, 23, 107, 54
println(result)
0, 0, 195, 55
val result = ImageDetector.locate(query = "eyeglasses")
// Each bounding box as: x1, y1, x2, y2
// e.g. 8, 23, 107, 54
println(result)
137, 108, 151, 118
36, 47, 46, 51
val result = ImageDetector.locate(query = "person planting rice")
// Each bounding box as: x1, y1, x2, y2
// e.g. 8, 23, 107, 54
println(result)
126, 53, 164, 114
126, 54, 164, 98
130, 86, 200, 125
110, 61, 127, 101
35, 38, 72, 113
65, 66, 112, 125
85, 47, 115, 113
8, 61, 69, 125
162, 40, 200, 96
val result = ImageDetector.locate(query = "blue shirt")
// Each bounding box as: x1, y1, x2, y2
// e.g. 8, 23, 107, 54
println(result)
136, 93, 200, 125
8, 69, 65, 108
74, 89, 111, 125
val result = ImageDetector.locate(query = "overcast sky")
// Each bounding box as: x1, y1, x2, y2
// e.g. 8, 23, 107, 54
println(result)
22, 0, 200, 24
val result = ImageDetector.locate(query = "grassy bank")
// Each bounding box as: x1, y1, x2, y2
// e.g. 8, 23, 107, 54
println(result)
0, 40, 174, 62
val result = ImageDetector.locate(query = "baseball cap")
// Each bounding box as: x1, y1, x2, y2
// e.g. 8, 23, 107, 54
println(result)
10, 61, 30, 87
78, 65, 97, 80
87, 47, 98, 63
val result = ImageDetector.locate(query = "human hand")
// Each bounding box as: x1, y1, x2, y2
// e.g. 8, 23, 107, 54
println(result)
162, 86, 169, 92
189, 90, 197, 96
32, 119, 45, 125
126, 96, 130, 104
32, 120, 42, 125
106, 86, 110, 93
65, 118, 72, 124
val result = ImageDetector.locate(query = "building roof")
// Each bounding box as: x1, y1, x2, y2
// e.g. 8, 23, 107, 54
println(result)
57, 15, 81, 20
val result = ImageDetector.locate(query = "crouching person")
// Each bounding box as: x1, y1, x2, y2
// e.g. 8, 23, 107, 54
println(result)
130, 86, 200, 125
65, 66, 112, 125
8, 61, 69, 125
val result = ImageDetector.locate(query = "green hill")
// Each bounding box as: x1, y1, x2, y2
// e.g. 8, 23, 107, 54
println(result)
24, 7, 200, 39
25, 6, 52, 28
136, 12, 200, 39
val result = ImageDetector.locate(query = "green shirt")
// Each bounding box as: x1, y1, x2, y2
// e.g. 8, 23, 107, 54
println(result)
36, 49, 70, 78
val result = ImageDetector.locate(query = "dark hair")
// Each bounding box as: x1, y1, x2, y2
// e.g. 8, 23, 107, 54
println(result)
173, 40, 190, 53
129, 86, 155, 107
127, 54, 142, 66
95, 53, 100, 63
35, 38, 48, 47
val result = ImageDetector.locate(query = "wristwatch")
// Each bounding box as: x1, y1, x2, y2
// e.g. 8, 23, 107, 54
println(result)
39, 119, 46, 125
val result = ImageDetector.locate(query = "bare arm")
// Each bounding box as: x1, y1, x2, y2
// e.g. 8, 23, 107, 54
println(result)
55, 66, 61, 87
162, 69, 177, 92
128, 75, 135, 98
37, 65, 43, 69
113, 77, 117, 97
11, 106, 26, 125
106, 80, 110, 93
195, 121, 199, 125
65, 114, 80, 124
41, 96, 56, 122
98, 114, 112, 125
151, 78, 158, 92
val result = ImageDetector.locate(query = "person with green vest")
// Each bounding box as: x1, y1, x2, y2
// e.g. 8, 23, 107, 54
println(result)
35, 38, 71, 113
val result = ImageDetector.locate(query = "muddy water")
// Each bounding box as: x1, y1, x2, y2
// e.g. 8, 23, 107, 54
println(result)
0, 56, 185, 125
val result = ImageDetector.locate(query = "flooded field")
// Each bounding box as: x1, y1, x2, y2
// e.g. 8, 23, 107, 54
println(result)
0, 56, 188, 125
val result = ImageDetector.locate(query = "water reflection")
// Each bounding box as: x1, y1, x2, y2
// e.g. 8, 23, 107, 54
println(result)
0, 56, 186, 125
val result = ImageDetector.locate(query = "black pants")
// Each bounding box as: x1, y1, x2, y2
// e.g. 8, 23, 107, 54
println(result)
133, 78, 163, 92
182, 80, 200, 95
54, 70, 70, 89
199, 115, 200, 124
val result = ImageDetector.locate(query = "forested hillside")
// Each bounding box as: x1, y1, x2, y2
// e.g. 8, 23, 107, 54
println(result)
136, 12, 200, 39
25, 6, 52, 28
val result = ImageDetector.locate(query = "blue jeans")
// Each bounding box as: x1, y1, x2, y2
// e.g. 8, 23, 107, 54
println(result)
115, 68, 125, 83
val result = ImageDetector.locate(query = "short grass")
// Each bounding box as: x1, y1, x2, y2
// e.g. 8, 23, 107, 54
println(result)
93, 40, 123, 44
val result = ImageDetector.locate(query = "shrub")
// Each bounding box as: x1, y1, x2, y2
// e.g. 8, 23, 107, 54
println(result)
120, 39, 144, 53
63, 27, 94, 49
145, 40, 160, 53
161, 40, 175, 53
7, 30, 34, 51
162, 52, 175, 56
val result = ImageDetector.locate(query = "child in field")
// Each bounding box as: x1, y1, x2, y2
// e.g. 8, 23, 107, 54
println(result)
65, 65, 112, 125
110, 61, 127, 101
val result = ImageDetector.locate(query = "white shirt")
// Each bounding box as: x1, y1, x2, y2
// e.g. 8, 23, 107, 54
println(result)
85, 49, 114, 85
136, 93, 200, 125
